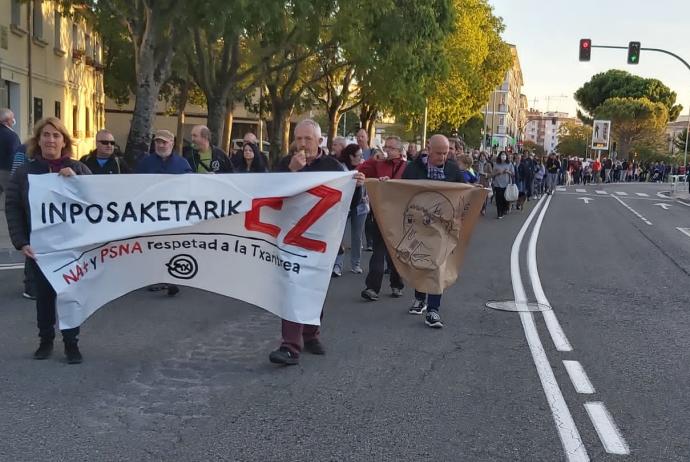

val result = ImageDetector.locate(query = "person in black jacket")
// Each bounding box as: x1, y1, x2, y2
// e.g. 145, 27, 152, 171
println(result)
5, 117, 91, 364
79, 129, 130, 174
268, 119, 364, 366
401, 134, 468, 329
0, 108, 21, 206
183, 125, 234, 173
232, 142, 268, 173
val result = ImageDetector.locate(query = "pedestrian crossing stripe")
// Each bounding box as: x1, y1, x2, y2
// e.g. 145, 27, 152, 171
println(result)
596, 191, 607, 195
556, 187, 566, 192
635, 193, 649, 197
576, 189, 586, 193
615, 192, 628, 196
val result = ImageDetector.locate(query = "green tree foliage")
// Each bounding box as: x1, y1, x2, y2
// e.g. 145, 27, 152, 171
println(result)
595, 97, 669, 160
575, 69, 682, 122
427, 0, 511, 130
556, 122, 592, 157
674, 128, 688, 152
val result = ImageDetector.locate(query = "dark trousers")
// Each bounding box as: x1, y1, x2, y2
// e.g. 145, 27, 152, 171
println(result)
494, 187, 508, 217
29, 259, 79, 343
365, 219, 403, 293
364, 212, 375, 248
281, 309, 323, 355
414, 290, 442, 311
24, 257, 36, 295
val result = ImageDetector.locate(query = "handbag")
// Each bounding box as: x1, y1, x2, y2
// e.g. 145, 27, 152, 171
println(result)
505, 182, 519, 202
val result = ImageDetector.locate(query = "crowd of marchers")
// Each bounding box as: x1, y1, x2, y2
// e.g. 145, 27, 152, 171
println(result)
8, 106, 678, 367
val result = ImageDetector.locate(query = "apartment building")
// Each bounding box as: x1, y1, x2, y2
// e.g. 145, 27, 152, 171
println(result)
0, 0, 104, 155
482, 44, 525, 151
524, 110, 582, 153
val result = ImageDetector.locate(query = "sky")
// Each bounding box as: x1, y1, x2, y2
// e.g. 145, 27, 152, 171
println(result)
488, 0, 690, 120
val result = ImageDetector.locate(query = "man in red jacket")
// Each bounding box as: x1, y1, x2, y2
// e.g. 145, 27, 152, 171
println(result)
358, 136, 408, 301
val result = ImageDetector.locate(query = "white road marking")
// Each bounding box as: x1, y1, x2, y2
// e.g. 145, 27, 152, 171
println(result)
653, 203, 671, 210
677, 200, 690, 207
595, 190, 607, 195
584, 402, 630, 455
511, 197, 589, 462
0, 264, 23, 271
527, 195, 573, 352
676, 227, 690, 239
578, 197, 593, 205
615, 191, 628, 196
576, 189, 586, 193
563, 361, 595, 394
612, 195, 653, 225
657, 191, 670, 199
556, 186, 566, 192
635, 193, 649, 197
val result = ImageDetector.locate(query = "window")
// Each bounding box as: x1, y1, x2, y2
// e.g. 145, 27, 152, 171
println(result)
54, 11, 61, 49
85, 33, 91, 58
0, 80, 9, 108
54, 101, 61, 118
71, 23, 78, 50
72, 105, 78, 137
85, 107, 91, 137
32, 0, 43, 39
33, 97, 43, 121
11, 0, 21, 26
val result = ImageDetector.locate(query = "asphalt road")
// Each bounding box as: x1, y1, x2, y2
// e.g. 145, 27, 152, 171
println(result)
0, 182, 688, 461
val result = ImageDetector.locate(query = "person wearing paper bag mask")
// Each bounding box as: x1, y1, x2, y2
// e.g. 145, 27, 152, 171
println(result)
269, 119, 364, 366
5, 117, 92, 364
398, 134, 472, 328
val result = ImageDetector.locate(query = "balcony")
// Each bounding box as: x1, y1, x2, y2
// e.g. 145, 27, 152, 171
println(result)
72, 48, 85, 62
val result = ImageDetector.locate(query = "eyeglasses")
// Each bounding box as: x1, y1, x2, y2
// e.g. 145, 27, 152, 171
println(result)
98, 140, 116, 146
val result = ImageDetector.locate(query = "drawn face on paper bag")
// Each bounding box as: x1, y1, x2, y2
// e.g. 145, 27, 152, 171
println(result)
395, 192, 458, 270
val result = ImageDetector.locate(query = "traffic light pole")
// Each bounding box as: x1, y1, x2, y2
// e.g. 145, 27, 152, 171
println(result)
591, 44, 690, 171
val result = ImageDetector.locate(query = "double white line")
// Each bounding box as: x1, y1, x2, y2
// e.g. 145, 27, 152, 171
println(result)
510, 196, 629, 461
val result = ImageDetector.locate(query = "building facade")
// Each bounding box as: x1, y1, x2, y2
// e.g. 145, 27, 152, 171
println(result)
482, 45, 525, 151
666, 115, 690, 155
0, 0, 104, 156
524, 110, 582, 154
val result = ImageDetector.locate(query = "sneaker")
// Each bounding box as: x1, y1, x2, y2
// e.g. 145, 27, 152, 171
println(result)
167, 284, 180, 297
269, 347, 299, 365
391, 287, 403, 298
331, 265, 342, 278
351, 265, 363, 274
33, 341, 53, 360
64, 343, 83, 364
22, 292, 36, 300
304, 339, 325, 355
425, 311, 444, 328
408, 299, 427, 315
361, 288, 379, 301
365, 245, 373, 252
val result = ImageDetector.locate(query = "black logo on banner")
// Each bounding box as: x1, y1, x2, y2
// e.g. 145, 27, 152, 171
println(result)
166, 254, 198, 279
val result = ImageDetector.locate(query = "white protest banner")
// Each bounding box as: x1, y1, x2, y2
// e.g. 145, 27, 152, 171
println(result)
29, 172, 356, 329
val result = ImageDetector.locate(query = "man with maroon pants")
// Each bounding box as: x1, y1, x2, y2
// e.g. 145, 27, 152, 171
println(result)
269, 119, 364, 366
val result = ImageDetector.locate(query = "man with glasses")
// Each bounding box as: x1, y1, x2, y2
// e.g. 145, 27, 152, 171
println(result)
358, 136, 407, 302
80, 129, 130, 174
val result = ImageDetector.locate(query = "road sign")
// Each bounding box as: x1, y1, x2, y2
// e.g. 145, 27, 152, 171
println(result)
592, 120, 611, 150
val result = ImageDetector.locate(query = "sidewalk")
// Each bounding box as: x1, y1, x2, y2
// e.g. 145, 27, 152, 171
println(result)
0, 208, 22, 264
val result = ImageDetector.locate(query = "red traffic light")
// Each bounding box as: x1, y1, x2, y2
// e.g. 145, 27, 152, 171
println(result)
579, 38, 592, 61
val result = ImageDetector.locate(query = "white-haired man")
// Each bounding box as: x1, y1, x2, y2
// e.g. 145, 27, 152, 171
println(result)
269, 119, 364, 366
0, 108, 21, 206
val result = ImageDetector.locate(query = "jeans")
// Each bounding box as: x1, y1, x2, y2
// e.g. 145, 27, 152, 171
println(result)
414, 290, 442, 311
334, 210, 366, 270
365, 217, 403, 293
29, 258, 79, 343
494, 186, 508, 217
546, 173, 558, 192
24, 257, 36, 295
